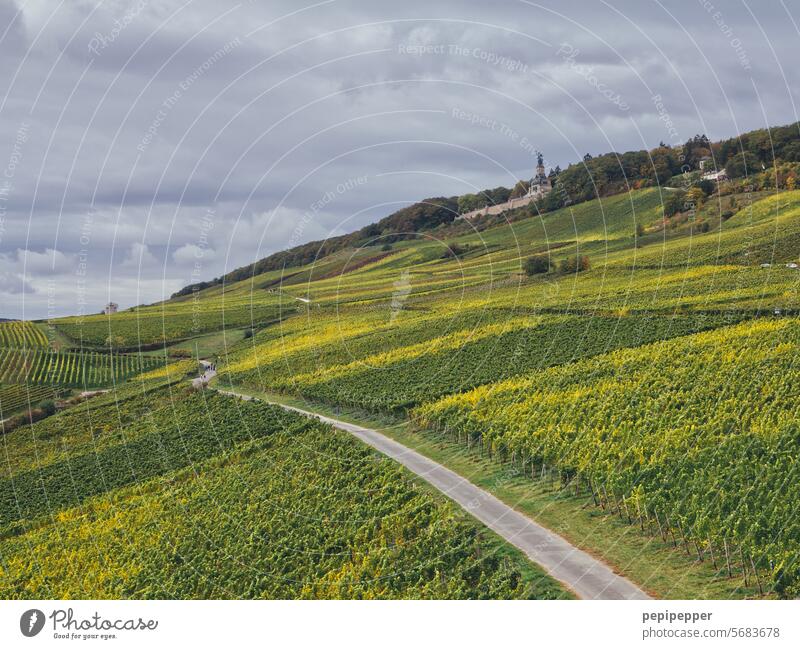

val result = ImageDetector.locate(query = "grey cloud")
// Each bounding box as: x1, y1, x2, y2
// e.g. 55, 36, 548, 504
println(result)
2, 0, 799, 318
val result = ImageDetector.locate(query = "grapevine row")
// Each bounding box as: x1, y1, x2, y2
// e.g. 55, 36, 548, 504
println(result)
0, 348, 163, 387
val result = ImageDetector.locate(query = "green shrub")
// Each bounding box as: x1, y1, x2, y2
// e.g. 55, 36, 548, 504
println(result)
523, 255, 551, 275
39, 400, 56, 417
560, 255, 591, 273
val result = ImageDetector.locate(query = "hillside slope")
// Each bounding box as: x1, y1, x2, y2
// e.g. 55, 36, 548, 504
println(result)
208, 186, 800, 598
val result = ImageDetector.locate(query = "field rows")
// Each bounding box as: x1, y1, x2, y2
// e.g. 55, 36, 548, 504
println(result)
227, 313, 741, 412
416, 317, 800, 597
0, 348, 164, 387
53, 300, 288, 347
0, 388, 565, 599
0, 384, 56, 418
0, 321, 48, 349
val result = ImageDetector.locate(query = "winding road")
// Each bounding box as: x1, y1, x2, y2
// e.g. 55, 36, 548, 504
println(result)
206, 378, 651, 600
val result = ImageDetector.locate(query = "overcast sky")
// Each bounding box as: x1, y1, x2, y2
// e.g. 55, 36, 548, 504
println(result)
1, 0, 799, 319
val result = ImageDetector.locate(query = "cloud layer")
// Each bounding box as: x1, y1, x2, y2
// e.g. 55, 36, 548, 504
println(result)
1, 0, 799, 318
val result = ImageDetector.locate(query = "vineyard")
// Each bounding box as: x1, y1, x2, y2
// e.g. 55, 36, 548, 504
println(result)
51, 295, 288, 347
415, 318, 800, 597
207, 187, 800, 598
0, 348, 164, 387
227, 313, 739, 412
7, 183, 800, 600
0, 387, 566, 599
0, 321, 49, 348
0, 384, 56, 418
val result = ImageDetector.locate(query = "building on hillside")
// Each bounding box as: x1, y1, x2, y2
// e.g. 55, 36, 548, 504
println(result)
102, 302, 118, 315
698, 156, 713, 170
701, 167, 728, 182
527, 152, 552, 198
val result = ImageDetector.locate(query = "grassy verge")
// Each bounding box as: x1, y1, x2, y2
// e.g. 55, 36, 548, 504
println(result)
139, 328, 249, 359
216, 381, 765, 600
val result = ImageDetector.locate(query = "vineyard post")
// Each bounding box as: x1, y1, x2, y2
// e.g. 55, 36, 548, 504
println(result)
693, 539, 703, 562
655, 510, 666, 541
739, 546, 749, 587
723, 538, 732, 577
749, 554, 763, 595
667, 515, 677, 546
589, 478, 599, 506
707, 535, 717, 570
676, 519, 691, 556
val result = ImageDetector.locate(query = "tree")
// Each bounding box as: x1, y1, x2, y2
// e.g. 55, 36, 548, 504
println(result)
664, 191, 685, 218
39, 400, 57, 416
442, 243, 466, 259
686, 186, 706, 209
509, 180, 529, 199
457, 194, 481, 214
696, 179, 715, 196
523, 255, 551, 275
560, 255, 590, 273
725, 151, 758, 178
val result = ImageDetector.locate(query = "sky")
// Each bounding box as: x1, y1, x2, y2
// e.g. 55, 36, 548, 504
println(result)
1, 0, 799, 319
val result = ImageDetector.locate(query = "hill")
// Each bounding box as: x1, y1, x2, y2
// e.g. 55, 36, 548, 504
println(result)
22, 122, 800, 600
171, 196, 460, 298
173, 121, 800, 300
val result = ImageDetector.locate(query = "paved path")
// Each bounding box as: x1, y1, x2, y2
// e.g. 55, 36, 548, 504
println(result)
192, 360, 217, 388
214, 387, 651, 600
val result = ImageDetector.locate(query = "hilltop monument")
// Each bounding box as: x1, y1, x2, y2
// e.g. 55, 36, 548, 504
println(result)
527, 152, 552, 198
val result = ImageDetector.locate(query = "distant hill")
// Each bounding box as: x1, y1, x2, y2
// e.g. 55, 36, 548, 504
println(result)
172, 196, 460, 297
173, 120, 800, 298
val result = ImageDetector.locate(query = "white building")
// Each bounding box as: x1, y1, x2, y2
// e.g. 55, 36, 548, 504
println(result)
701, 168, 728, 182
103, 302, 119, 315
